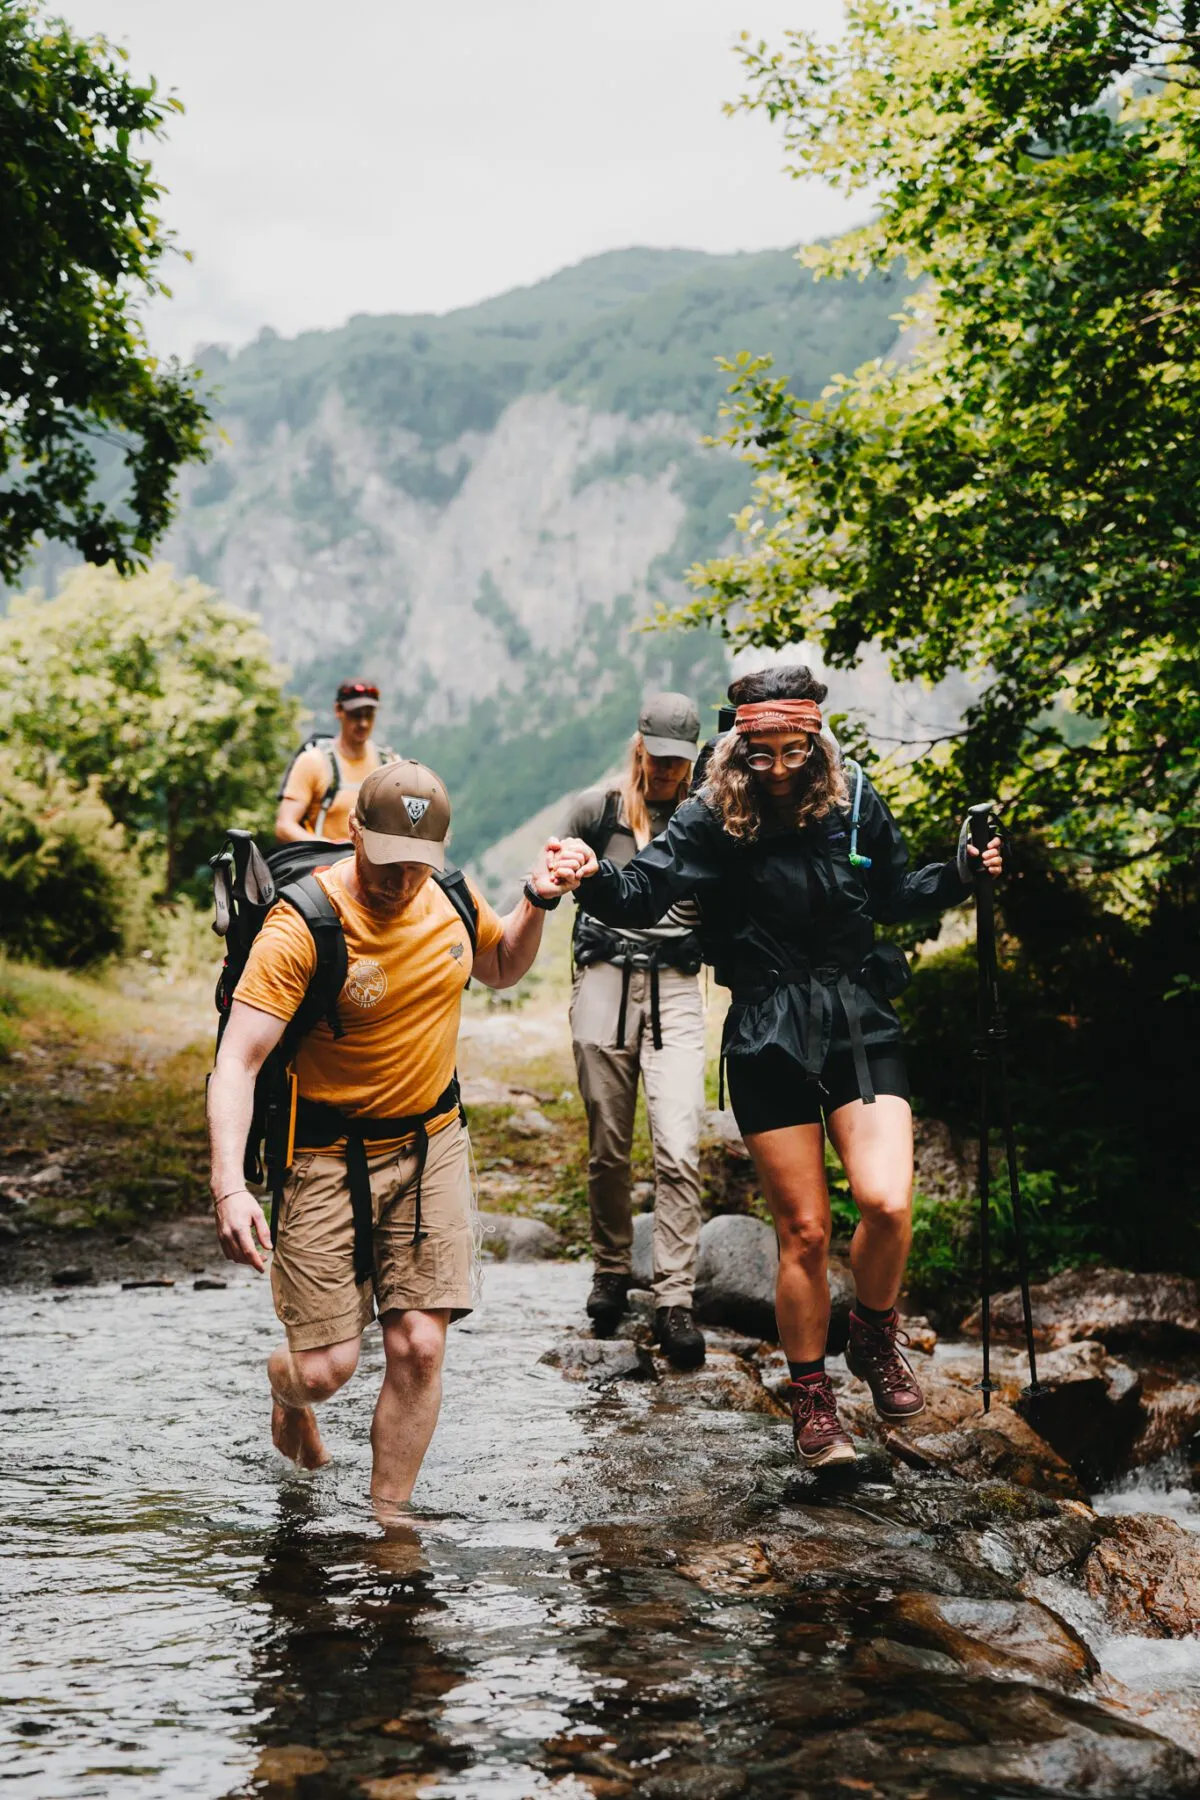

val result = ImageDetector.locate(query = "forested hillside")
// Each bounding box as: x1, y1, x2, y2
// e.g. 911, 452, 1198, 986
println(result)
28, 248, 907, 865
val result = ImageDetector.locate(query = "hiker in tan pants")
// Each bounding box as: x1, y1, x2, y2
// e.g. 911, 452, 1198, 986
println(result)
562, 694, 708, 1370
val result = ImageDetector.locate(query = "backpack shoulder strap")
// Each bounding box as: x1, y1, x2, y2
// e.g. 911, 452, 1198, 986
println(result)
434, 866, 478, 958
580, 787, 628, 859
313, 745, 340, 837
278, 873, 348, 1043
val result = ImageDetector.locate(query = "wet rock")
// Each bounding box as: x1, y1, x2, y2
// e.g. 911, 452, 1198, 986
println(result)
880, 1591, 1095, 1688
1014, 1338, 1143, 1478
658, 1351, 787, 1417
478, 1211, 561, 1261
639, 1766, 747, 1798
963, 1267, 1200, 1353
900, 1312, 938, 1354
193, 1277, 227, 1291
844, 1361, 1086, 1498
677, 1540, 776, 1595
1128, 1370, 1200, 1466
50, 1265, 94, 1287
253, 1743, 329, 1784
760, 1506, 999, 1597
1084, 1513, 1200, 1637
540, 1336, 657, 1383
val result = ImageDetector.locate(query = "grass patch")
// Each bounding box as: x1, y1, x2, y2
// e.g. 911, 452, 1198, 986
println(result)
0, 956, 211, 1232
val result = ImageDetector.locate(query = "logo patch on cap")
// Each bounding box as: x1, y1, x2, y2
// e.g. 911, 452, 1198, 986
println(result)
403, 796, 430, 826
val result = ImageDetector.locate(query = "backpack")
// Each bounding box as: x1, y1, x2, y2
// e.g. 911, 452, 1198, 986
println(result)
209, 829, 478, 1214
277, 736, 398, 837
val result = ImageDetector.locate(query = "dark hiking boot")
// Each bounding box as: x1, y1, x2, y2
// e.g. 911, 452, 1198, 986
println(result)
787, 1374, 856, 1467
654, 1306, 706, 1371
845, 1309, 926, 1420
586, 1273, 631, 1335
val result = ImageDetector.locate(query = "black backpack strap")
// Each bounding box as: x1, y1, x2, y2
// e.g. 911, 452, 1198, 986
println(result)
278, 874, 348, 1042
434, 866, 479, 958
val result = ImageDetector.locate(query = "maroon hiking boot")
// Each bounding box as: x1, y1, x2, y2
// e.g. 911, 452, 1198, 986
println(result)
787, 1373, 857, 1468
845, 1309, 926, 1420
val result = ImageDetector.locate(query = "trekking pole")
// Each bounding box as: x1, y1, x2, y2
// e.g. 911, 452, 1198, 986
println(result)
967, 805, 1045, 1410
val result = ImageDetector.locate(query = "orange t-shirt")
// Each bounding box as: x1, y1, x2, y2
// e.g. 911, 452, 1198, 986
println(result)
281, 742, 386, 841
234, 862, 503, 1147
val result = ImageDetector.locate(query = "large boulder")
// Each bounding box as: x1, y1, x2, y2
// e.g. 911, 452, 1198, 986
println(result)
1014, 1339, 1142, 1479
1084, 1514, 1200, 1638
963, 1268, 1200, 1353
690, 1213, 854, 1350
478, 1211, 561, 1261
540, 1336, 657, 1383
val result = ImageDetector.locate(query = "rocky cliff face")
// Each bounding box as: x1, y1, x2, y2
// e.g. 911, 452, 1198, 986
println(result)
38, 246, 929, 863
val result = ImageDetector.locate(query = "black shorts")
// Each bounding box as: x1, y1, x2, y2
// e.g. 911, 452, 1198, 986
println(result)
726, 1045, 910, 1136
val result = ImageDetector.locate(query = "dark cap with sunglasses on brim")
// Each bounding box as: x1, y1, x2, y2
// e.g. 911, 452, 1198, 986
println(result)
336, 679, 380, 713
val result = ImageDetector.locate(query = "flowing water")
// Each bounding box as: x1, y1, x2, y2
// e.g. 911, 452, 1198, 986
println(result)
2, 1264, 1198, 1800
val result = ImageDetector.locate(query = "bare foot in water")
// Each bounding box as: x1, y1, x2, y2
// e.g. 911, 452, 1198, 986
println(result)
271, 1399, 331, 1470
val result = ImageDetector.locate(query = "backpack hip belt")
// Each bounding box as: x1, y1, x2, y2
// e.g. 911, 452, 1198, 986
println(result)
290, 1078, 464, 1282
579, 932, 699, 1054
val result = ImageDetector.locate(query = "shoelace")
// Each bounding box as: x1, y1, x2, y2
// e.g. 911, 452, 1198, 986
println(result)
663, 1308, 694, 1335
856, 1323, 916, 1395
790, 1379, 841, 1438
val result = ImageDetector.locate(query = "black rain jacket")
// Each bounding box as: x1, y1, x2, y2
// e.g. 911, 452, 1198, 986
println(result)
575, 775, 971, 1086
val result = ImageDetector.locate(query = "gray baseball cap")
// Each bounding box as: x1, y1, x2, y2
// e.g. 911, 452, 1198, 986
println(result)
639, 691, 701, 761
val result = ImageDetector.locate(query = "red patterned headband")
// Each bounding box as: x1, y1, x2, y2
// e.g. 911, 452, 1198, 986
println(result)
733, 699, 823, 736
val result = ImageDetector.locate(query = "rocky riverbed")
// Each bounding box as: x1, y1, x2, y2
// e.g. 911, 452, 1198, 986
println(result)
4, 1248, 1200, 1800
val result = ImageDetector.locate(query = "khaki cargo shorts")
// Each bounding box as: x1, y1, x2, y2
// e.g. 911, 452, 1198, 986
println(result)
270, 1116, 475, 1350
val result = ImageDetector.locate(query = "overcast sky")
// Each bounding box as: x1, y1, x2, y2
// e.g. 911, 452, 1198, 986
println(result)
59, 0, 856, 359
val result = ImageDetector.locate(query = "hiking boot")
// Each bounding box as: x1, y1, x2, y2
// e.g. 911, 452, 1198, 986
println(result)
787, 1374, 856, 1467
586, 1273, 631, 1335
654, 1305, 706, 1371
845, 1309, 926, 1420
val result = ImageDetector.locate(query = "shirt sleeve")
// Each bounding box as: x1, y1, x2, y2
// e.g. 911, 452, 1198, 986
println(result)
576, 797, 723, 928
234, 901, 319, 1022
862, 778, 972, 923
468, 882, 505, 955
280, 746, 324, 807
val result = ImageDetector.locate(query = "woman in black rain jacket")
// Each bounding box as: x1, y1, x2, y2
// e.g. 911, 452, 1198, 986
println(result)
558, 664, 1003, 1468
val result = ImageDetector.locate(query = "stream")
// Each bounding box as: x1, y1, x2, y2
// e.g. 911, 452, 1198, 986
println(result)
2, 1263, 1198, 1799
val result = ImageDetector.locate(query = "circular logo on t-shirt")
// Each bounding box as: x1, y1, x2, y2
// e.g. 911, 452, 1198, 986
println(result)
345, 958, 387, 1007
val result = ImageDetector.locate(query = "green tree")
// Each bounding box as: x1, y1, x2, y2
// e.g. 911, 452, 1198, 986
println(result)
0, 564, 301, 893
0, 4, 210, 582
679, 0, 1200, 891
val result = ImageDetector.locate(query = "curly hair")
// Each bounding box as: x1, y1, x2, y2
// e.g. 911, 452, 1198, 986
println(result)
702, 664, 848, 841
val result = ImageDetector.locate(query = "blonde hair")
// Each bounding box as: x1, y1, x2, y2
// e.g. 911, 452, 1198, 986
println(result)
621, 732, 692, 849
702, 728, 848, 842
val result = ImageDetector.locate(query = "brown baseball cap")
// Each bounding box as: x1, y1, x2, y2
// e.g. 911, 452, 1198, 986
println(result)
639, 691, 700, 761
353, 760, 450, 868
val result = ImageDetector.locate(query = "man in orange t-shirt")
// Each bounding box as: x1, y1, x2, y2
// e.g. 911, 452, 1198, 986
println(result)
208, 759, 592, 1514
275, 678, 395, 843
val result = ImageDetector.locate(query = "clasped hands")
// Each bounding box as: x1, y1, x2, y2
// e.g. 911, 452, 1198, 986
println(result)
524, 836, 601, 901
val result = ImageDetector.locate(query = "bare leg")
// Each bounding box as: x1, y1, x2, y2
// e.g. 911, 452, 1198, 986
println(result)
742, 1124, 831, 1362
370, 1308, 449, 1517
267, 1336, 361, 1470
826, 1096, 914, 1309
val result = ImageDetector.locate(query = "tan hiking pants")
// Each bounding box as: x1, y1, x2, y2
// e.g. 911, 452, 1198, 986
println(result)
570, 960, 706, 1306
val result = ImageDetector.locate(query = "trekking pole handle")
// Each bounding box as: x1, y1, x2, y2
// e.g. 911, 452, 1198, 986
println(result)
957, 802, 999, 885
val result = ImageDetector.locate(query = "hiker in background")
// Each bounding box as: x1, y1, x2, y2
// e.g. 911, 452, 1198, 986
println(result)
275, 679, 396, 843
208, 760, 572, 1514
557, 665, 1003, 1468
560, 693, 708, 1370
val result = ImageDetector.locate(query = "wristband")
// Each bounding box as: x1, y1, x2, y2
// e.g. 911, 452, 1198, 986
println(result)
523, 878, 562, 911
212, 1189, 245, 1210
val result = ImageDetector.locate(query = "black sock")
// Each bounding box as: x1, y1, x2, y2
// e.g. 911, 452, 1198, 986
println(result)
788, 1357, 826, 1381
853, 1300, 896, 1327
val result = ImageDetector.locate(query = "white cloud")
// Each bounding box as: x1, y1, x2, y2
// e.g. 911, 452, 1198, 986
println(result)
57, 0, 856, 357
